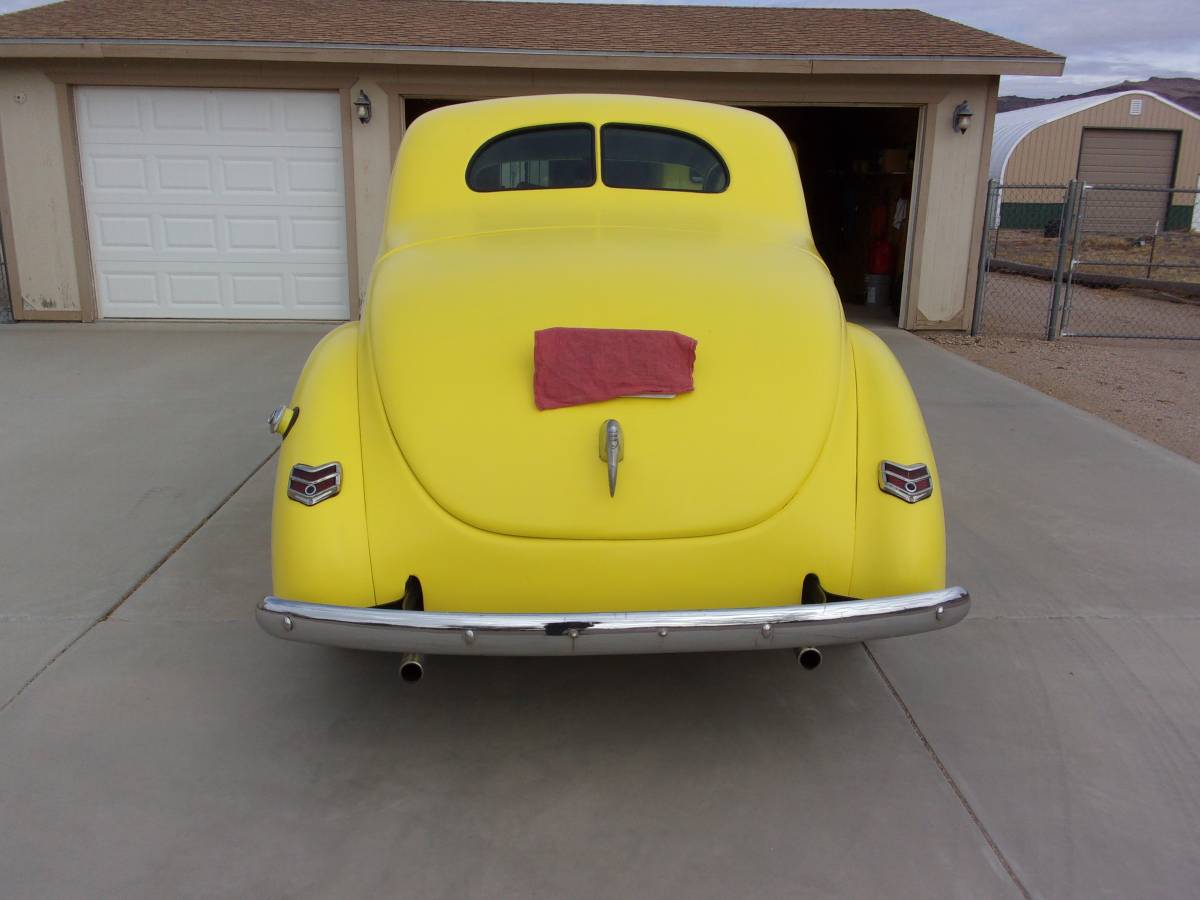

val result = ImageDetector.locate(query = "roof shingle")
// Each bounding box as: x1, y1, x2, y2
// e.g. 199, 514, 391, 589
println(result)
0, 0, 1060, 60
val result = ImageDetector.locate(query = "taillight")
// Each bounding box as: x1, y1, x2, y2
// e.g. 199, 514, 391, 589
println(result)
879, 461, 933, 503
287, 462, 342, 506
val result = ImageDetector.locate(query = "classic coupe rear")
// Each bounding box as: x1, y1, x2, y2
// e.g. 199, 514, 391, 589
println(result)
257, 95, 968, 672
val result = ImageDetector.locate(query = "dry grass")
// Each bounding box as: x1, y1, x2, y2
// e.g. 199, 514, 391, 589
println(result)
991, 229, 1200, 285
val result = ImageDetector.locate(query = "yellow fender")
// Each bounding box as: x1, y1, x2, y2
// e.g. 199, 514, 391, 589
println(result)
847, 324, 946, 599
271, 323, 376, 605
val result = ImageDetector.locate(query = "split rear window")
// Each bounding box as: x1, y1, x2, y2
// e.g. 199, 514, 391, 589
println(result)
601, 125, 728, 193
466, 123, 728, 194
466, 125, 595, 192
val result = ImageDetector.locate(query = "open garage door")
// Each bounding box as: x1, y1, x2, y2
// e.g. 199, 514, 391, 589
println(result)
745, 106, 919, 326
76, 87, 350, 320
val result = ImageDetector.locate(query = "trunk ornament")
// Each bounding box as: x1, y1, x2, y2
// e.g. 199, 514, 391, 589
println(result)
599, 419, 624, 497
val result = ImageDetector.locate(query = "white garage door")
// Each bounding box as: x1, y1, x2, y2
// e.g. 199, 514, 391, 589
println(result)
76, 87, 350, 320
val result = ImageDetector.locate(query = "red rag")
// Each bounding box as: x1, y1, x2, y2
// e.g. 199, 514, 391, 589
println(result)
533, 327, 698, 410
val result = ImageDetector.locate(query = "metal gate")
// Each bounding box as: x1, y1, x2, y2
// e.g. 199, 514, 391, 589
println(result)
973, 180, 1200, 340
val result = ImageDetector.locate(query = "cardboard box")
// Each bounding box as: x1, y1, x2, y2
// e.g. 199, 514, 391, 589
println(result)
882, 148, 908, 174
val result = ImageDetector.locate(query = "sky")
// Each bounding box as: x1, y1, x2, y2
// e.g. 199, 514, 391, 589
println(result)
0, 0, 1196, 98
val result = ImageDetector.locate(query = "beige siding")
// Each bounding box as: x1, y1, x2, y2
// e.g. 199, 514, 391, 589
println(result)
1006, 94, 1200, 188
0, 67, 83, 312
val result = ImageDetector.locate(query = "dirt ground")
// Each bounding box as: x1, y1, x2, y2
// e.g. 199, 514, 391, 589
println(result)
924, 332, 1200, 463
977, 272, 1200, 340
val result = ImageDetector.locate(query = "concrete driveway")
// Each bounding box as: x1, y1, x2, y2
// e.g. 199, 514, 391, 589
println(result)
1, 322, 1198, 899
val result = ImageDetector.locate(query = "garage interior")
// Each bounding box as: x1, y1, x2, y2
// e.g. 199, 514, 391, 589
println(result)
747, 106, 920, 324
402, 97, 462, 125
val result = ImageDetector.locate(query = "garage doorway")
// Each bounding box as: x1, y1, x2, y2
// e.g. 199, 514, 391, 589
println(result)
404, 97, 464, 124
745, 106, 920, 325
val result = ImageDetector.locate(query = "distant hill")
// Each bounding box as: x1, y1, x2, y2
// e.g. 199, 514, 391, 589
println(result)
998, 76, 1200, 115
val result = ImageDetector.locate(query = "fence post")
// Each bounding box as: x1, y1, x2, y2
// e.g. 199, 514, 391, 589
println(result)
970, 179, 998, 336
1045, 179, 1080, 341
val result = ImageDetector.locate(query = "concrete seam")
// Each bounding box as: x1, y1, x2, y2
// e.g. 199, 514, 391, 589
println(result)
863, 642, 1033, 900
0, 449, 278, 716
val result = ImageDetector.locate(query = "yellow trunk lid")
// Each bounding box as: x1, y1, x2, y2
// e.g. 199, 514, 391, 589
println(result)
365, 227, 844, 540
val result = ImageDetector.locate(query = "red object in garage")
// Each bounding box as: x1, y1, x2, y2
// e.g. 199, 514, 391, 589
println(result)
867, 238, 895, 276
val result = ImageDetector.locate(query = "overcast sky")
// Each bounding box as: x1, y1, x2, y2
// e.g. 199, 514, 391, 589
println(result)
0, 0, 1195, 98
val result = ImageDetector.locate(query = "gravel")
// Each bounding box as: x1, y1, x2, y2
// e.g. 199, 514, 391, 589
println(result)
923, 333, 1200, 464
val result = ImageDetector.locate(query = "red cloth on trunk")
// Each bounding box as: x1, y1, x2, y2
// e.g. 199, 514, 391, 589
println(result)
533, 327, 698, 410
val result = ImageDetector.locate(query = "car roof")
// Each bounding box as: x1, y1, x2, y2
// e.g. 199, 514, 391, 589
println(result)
381, 94, 814, 251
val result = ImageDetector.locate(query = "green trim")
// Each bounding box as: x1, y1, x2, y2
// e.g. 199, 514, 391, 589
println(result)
1166, 204, 1194, 231
998, 202, 1062, 230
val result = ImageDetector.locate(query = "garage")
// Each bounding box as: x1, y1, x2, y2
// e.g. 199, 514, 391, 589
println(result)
991, 90, 1199, 234
76, 87, 350, 320
0, 1, 1066, 329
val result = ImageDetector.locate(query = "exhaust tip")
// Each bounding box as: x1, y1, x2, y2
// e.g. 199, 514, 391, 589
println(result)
796, 647, 822, 671
398, 652, 425, 684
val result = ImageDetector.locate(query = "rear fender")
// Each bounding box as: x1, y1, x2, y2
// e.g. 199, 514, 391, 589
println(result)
847, 325, 946, 598
271, 323, 375, 606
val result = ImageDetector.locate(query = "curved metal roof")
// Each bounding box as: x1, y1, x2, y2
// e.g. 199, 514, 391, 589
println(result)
989, 90, 1200, 182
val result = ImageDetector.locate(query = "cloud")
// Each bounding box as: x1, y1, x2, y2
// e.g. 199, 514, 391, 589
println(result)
513, 0, 1200, 98
0, 0, 58, 12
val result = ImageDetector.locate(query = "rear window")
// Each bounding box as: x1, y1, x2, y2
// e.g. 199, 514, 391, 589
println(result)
466, 124, 596, 192
601, 125, 729, 193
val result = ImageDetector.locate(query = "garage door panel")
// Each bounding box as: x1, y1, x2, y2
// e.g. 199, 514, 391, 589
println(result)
76, 89, 145, 143
280, 91, 343, 140
295, 274, 351, 307
166, 273, 224, 307
162, 216, 219, 252
221, 157, 278, 195
87, 154, 150, 193
95, 260, 348, 319
227, 216, 283, 252
86, 205, 346, 263
77, 86, 350, 319
100, 271, 160, 308
156, 156, 214, 194
95, 215, 154, 251
82, 146, 344, 206
290, 216, 346, 253
231, 273, 285, 308
77, 88, 344, 148
284, 157, 345, 200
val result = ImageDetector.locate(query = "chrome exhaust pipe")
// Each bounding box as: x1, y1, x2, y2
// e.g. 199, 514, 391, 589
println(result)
795, 647, 822, 671
398, 652, 425, 683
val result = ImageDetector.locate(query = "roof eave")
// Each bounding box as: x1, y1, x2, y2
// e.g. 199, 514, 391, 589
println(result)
0, 39, 1067, 77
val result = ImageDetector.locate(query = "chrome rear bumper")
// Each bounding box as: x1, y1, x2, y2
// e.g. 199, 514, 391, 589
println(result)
255, 586, 969, 656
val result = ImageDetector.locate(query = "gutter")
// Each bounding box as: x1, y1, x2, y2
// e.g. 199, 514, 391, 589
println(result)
0, 37, 1066, 66
0, 38, 1065, 76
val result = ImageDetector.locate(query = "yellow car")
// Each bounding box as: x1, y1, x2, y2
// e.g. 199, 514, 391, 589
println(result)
257, 95, 968, 679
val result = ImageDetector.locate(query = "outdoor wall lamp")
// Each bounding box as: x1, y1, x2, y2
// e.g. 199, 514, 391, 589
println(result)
953, 100, 973, 134
354, 90, 372, 125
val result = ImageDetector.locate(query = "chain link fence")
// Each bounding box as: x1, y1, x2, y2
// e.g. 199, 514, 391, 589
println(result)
0, 215, 11, 324
972, 180, 1200, 340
